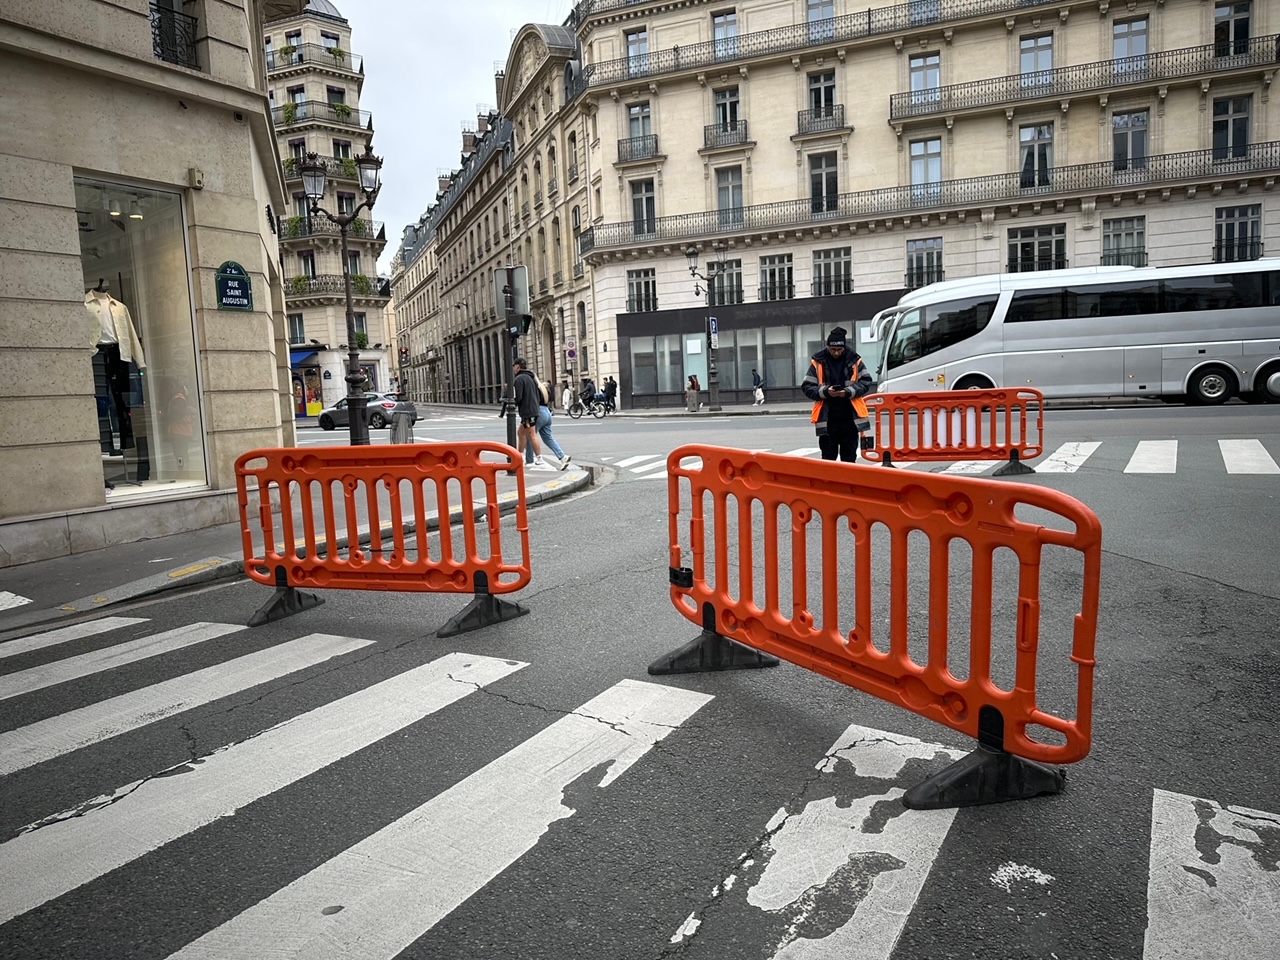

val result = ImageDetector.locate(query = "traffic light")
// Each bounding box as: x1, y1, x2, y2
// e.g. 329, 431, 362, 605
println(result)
399, 346, 409, 361
521, 315, 533, 335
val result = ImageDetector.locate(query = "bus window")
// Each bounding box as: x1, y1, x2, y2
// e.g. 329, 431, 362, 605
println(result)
923, 296, 998, 351
885, 309, 922, 370
1096, 281, 1161, 317
1006, 291, 1062, 322
1162, 273, 1266, 311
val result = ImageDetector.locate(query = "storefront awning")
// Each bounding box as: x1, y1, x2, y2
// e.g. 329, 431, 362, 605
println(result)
290, 350, 318, 366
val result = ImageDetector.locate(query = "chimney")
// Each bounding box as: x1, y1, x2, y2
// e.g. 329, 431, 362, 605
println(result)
438, 175, 451, 195
462, 131, 476, 154
494, 70, 505, 107
477, 115, 490, 134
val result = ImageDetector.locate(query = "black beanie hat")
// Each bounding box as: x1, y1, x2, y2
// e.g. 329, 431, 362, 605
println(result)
826, 327, 847, 347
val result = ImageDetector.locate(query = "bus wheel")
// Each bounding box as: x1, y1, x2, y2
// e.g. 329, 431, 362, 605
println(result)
953, 375, 993, 391
1255, 363, 1280, 404
1187, 366, 1236, 405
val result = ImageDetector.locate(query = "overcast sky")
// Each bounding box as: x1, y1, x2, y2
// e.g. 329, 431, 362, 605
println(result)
333, 0, 578, 274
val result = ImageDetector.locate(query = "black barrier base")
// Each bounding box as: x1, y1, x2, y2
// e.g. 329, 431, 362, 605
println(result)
993, 449, 1036, 477
436, 571, 529, 638
902, 705, 1065, 809
248, 567, 324, 627
648, 602, 781, 675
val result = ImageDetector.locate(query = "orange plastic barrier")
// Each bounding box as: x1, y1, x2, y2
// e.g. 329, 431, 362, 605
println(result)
235, 443, 531, 635
862, 388, 1044, 475
654, 445, 1101, 804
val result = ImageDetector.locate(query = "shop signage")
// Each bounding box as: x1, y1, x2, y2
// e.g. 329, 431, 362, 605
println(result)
216, 261, 253, 312
323, 371, 333, 379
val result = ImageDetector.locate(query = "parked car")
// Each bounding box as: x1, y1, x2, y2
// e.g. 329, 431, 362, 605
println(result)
317, 393, 418, 430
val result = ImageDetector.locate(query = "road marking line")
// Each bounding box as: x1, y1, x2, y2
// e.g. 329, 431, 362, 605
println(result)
167, 679, 712, 960
630, 459, 671, 473
1219, 439, 1280, 475
941, 460, 995, 474
166, 560, 223, 579
0, 622, 243, 701
1143, 788, 1280, 959
615, 454, 663, 468
0, 591, 33, 611
0, 652, 527, 926
0, 617, 150, 661
0, 634, 373, 776
1035, 441, 1102, 473
1125, 440, 1178, 474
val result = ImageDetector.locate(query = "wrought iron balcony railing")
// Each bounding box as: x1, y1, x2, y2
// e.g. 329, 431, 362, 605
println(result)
617, 135, 660, 163
704, 120, 749, 149
272, 100, 371, 128
538, 278, 550, 295
521, 202, 530, 221
277, 215, 382, 240
285, 274, 390, 297
568, 0, 1062, 97
150, 3, 198, 70
797, 105, 846, 135
281, 155, 361, 181
535, 190, 544, 207
548, 179, 559, 196
812, 277, 854, 297
266, 42, 364, 74
627, 295, 659, 313
708, 285, 745, 306
579, 140, 1280, 253
890, 33, 1280, 120
554, 270, 565, 287
573, 261, 585, 278
759, 282, 795, 301
1213, 238, 1264, 262
1101, 247, 1148, 267
568, 163, 580, 182
1007, 258, 1069, 273
905, 268, 946, 289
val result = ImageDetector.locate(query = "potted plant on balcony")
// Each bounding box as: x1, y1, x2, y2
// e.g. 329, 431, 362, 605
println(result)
328, 46, 346, 65
352, 273, 373, 296
341, 157, 358, 178
282, 102, 298, 125
279, 43, 296, 61
355, 332, 368, 349
288, 275, 310, 295
333, 102, 352, 121
282, 156, 296, 176
285, 215, 305, 237
350, 218, 367, 237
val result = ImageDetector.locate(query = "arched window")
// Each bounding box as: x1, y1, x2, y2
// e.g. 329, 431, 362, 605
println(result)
567, 133, 578, 180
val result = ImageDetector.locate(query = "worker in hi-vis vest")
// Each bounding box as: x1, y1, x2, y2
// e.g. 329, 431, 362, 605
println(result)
801, 326, 874, 462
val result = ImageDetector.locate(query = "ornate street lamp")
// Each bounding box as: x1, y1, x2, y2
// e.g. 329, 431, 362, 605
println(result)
685, 242, 728, 412
300, 144, 384, 446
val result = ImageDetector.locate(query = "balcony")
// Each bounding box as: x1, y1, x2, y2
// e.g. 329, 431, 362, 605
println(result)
617, 135, 660, 163
277, 215, 382, 240
282, 155, 361, 182
285, 274, 390, 297
150, 3, 198, 70
1101, 247, 1148, 267
626, 294, 659, 313
535, 190, 544, 207
1213, 238, 1264, 263
812, 277, 853, 297
889, 33, 1280, 121
538, 278, 549, 295
569, 0, 1063, 97
703, 120, 749, 149
272, 100, 371, 129
796, 105, 846, 137
548, 179, 559, 196
709, 285, 745, 306
521, 202, 530, 222
578, 139, 1280, 253
905, 268, 945, 289
554, 270, 565, 287
568, 163, 580, 182
759, 282, 795, 301
573, 261, 584, 278
266, 42, 364, 74
1007, 258, 1069, 273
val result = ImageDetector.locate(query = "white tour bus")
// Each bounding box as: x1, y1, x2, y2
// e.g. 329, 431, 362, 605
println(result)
870, 260, 1280, 404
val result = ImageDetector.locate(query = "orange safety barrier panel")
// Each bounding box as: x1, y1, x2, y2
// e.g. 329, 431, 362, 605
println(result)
652, 444, 1101, 808
235, 443, 531, 636
862, 388, 1044, 476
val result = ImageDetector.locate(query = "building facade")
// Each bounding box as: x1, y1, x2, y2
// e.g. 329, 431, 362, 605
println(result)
391, 219, 441, 402
570, 0, 1279, 405
265, 0, 392, 416
1, 0, 302, 566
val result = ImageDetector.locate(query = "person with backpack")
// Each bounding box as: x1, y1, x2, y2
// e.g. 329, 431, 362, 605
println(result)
513, 357, 555, 471
524, 377, 571, 470
752, 368, 765, 405
801, 326, 873, 462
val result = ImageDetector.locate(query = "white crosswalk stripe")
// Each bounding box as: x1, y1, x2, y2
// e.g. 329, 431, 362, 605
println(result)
0, 617, 149, 660
1126, 440, 1178, 474
1036, 441, 1102, 473
1219, 438, 1280, 474
616, 454, 663, 468
941, 460, 996, 474
0, 591, 33, 611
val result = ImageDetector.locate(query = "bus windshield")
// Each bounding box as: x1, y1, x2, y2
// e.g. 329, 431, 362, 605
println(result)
883, 296, 998, 375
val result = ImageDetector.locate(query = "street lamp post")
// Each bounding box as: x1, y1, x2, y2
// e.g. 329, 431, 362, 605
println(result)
685, 243, 727, 412
299, 145, 384, 446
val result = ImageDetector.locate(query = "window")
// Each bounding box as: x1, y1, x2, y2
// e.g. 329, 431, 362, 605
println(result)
1113, 18, 1149, 74
631, 179, 656, 237
1212, 96, 1251, 161
337, 192, 355, 215
808, 0, 835, 42
627, 268, 658, 312
886, 297, 997, 368
627, 101, 652, 138
808, 71, 835, 116
907, 237, 944, 288
1103, 217, 1147, 266
293, 193, 310, 218
326, 87, 345, 106
1019, 123, 1054, 188
288, 139, 306, 161
759, 254, 794, 300
288, 314, 306, 344
626, 28, 649, 76
287, 85, 305, 104
577, 301, 589, 373
1112, 111, 1148, 171
347, 251, 361, 276
297, 251, 316, 277
1007, 224, 1066, 272
1019, 34, 1053, 88
909, 138, 942, 204
320, 32, 339, 49
909, 53, 941, 106
629, 334, 683, 394
1214, 2, 1251, 58
714, 87, 740, 129
716, 166, 744, 227
567, 133, 579, 179
353, 312, 367, 337
1215, 205, 1262, 261
709, 259, 744, 306
713, 11, 738, 61
809, 152, 839, 215
813, 248, 852, 296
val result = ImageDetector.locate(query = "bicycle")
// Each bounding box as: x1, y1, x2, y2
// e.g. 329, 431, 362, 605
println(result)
568, 396, 608, 419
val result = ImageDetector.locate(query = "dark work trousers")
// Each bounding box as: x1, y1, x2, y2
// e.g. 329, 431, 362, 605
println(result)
94, 343, 133, 452
818, 421, 860, 462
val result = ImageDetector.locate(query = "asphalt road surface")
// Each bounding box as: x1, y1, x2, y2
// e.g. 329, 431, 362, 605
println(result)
2, 404, 1277, 959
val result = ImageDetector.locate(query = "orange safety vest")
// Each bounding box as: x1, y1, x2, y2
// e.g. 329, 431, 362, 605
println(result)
810, 356, 870, 424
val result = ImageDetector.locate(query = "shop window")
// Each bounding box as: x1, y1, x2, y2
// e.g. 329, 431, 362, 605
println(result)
75, 177, 205, 490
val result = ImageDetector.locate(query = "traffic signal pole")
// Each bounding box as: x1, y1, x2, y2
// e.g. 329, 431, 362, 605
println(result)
500, 268, 519, 450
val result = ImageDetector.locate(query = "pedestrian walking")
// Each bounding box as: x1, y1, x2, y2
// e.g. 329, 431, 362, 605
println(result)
604, 376, 618, 413
801, 326, 873, 462
752, 368, 765, 405
513, 357, 555, 471
561, 381, 574, 414
526, 378, 572, 470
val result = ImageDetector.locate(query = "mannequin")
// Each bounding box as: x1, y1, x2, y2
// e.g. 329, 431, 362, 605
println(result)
86, 282, 146, 470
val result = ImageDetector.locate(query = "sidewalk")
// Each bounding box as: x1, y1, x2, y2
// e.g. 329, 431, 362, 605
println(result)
0, 462, 594, 639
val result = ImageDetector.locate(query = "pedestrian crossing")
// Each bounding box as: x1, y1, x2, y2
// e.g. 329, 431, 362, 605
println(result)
601, 436, 1280, 479
1, 616, 1276, 957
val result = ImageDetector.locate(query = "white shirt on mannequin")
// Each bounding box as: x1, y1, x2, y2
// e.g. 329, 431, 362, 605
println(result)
85, 290, 146, 369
